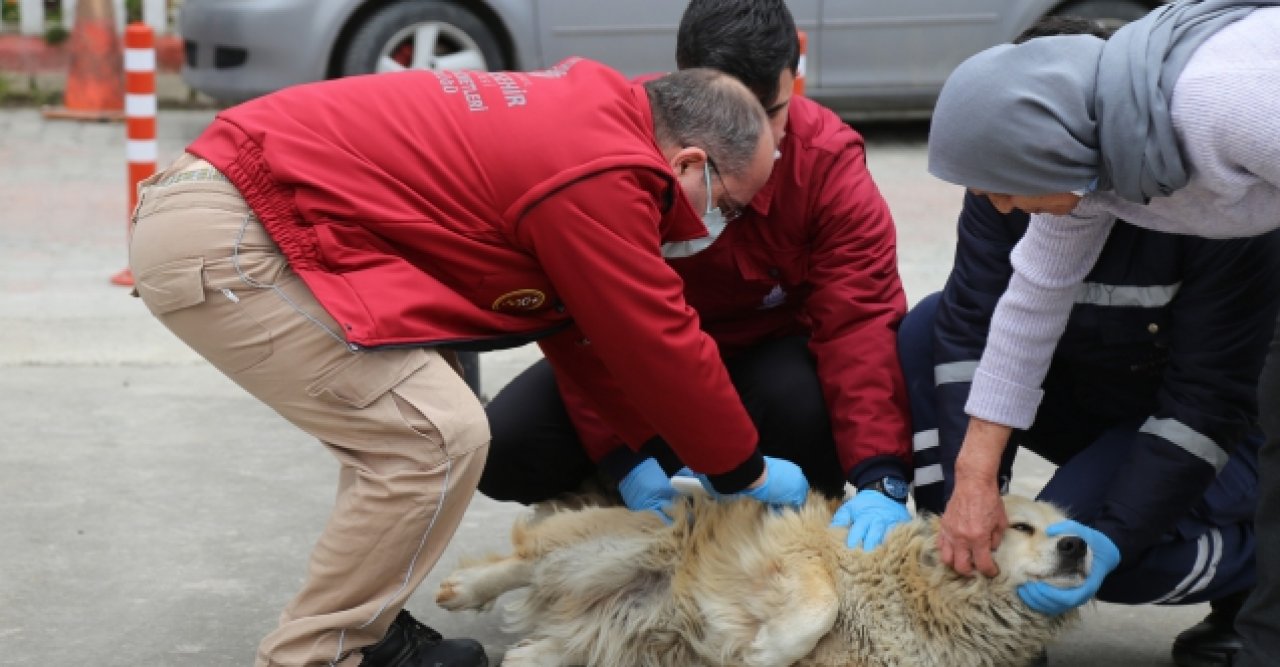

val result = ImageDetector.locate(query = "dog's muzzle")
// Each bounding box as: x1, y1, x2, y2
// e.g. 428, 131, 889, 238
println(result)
1053, 535, 1089, 577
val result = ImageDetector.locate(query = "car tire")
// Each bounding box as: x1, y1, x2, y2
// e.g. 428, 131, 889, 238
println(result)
1051, 0, 1155, 31
341, 1, 506, 76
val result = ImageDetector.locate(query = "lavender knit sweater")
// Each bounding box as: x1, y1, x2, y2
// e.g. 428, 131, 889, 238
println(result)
968, 7, 1280, 428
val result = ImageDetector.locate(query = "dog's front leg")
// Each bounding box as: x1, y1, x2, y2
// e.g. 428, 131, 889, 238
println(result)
743, 566, 840, 667
435, 556, 534, 611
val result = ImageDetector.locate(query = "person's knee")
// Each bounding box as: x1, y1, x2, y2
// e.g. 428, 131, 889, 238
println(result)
477, 469, 541, 504
1094, 524, 1256, 606
476, 359, 593, 502
474, 415, 594, 505
473, 429, 552, 503
475, 442, 575, 504
376, 359, 491, 476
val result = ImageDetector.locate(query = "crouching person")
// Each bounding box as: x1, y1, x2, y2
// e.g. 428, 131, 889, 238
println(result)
130, 59, 779, 667
899, 190, 1280, 666
479, 0, 914, 550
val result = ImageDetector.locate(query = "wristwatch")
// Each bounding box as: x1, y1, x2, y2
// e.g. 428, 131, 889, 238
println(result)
866, 475, 910, 504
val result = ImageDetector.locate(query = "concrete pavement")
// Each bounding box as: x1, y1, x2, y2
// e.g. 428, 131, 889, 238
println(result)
0, 108, 1206, 665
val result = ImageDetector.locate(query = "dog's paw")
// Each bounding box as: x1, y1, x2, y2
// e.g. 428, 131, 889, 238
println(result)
501, 638, 563, 667
435, 568, 497, 612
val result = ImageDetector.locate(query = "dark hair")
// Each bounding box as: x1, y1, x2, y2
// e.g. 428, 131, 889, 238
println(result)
645, 68, 766, 175
1014, 15, 1115, 43
675, 0, 799, 108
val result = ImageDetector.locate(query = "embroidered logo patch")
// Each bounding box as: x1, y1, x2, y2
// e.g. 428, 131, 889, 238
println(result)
492, 289, 547, 312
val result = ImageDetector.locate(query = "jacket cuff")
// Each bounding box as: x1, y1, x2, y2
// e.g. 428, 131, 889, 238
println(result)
848, 457, 911, 490
965, 368, 1043, 430
705, 449, 766, 495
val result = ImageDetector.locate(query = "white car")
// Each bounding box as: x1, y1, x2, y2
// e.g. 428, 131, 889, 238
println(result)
179, 0, 1157, 118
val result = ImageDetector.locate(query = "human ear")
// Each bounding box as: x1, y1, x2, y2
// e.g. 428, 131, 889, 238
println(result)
669, 146, 708, 176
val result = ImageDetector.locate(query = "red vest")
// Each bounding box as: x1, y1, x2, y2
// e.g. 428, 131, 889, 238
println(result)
189, 59, 762, 481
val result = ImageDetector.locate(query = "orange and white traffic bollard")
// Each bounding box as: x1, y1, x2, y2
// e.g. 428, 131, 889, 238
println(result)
795, 30, 808, 97
111, 22, 157, 287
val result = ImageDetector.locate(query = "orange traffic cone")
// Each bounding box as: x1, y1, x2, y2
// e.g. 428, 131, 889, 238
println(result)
43, 0, 125, 121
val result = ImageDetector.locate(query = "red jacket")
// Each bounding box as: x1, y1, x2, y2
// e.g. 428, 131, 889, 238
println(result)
188, 58, 765, 490
563, 95, 912, 487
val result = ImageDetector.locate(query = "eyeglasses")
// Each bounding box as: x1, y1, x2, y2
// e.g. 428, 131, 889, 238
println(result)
705, 157, 746, 222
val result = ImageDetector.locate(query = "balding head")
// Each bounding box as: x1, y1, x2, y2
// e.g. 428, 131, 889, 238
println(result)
646, 69, 774, 208
645, 68, 769, 176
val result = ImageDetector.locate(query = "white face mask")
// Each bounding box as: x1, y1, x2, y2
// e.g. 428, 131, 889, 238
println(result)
662, 162, 731, 259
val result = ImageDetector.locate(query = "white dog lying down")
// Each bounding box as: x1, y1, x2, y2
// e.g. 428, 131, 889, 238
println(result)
436, 494, 1088, 667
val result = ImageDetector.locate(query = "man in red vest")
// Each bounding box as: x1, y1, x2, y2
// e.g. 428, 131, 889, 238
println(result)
482, 0, 915, 554
129, 62, 787, 667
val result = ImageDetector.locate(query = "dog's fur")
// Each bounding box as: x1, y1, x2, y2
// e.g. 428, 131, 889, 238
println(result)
436, 494, 1087, 667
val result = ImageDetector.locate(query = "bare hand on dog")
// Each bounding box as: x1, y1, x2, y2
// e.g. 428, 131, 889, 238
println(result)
940, 418, 1012, 577
940, 480, 1007, 576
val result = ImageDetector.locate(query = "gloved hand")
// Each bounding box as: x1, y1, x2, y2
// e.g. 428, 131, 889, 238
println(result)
830, 489, 911, 551
1017, 520, 1121, 615
695, 456, 810, 509
618, 457, 677, 523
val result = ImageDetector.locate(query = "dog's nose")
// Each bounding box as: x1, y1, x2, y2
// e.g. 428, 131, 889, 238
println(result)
1057, 536, 1087, 561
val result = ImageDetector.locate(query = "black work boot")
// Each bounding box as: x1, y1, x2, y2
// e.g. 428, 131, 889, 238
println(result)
1028, 649, 1048, 666
361, 610, 488, 667
1172, 589, 1250, 667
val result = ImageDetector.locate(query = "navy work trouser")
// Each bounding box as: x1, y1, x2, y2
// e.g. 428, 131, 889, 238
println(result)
899, 292, 1256, 605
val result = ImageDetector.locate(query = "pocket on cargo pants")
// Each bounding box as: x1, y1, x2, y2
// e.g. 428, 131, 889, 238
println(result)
304, 345, 490, 469
135, 254, 274, 374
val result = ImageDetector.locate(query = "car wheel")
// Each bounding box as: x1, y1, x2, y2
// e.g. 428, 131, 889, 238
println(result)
1052, 0, 1155, 32
341, 1, 506, 76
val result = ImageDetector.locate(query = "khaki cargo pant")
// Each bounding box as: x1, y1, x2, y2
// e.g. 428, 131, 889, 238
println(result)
128, 154, 490, 666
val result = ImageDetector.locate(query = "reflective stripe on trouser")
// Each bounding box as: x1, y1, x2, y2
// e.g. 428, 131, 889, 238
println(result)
128, 157, 490, 666
899, 292, 950, 514
1038, 426, 1256, 605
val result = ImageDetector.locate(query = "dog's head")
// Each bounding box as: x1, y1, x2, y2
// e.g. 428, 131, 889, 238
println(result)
992, 495, 1090, 589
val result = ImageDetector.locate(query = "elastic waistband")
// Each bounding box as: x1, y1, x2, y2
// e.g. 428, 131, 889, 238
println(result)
151, 165, 229, 188
133, 156, 243, 224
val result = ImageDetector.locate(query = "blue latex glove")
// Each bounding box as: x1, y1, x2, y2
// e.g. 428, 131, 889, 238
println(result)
1017, 520, 1121, 615
830, 489, 911, 551
617, 457, 677, 523
694, 456, 810, 509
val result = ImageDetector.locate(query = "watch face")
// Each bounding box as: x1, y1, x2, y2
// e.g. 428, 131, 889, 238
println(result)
883, 477, 909, 500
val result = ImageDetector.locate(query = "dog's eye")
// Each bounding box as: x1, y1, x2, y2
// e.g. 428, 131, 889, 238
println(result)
1010, 522, 1035, 535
